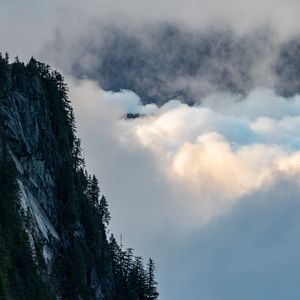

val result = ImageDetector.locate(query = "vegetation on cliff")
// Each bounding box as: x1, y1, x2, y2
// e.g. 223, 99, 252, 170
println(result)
0, 53, 158, 300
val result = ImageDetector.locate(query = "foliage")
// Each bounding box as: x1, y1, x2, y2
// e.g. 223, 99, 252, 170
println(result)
109, 235, 159, 300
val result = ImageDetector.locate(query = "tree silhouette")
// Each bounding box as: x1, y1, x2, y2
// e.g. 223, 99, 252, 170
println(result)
146, 258, 159, 300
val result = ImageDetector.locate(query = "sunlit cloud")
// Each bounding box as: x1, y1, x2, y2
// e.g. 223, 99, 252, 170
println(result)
68, 71, 300, 300
69, 80, 300, 227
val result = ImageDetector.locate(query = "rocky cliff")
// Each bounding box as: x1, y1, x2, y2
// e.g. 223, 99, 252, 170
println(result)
0, 56, 158, 300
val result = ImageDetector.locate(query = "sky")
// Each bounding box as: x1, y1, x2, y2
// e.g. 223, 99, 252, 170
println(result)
2, 1, 300, 299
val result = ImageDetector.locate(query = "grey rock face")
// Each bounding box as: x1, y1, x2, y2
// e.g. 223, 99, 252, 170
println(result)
2, 75, 60, 269
0, 69, 114, 299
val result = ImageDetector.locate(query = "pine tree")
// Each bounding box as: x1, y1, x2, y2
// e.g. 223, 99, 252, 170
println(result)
99, 195, 111, 229
27, 57, 39, 75
146, 258, 159, 300
4, 52, 9, 64
123, 248, 134, 280
73, 137, 85, 171
0, 53, 7, 88
87, 175, 100, 207
135, 256, 147, 300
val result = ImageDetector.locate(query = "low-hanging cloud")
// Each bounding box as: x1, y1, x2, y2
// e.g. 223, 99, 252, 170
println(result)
69, 78, 300, 299
46, 22, 279, 105
69, 78, 300, 228
44, 19, 300, 106
126, 89, 300, 216
3, 1, 300, 105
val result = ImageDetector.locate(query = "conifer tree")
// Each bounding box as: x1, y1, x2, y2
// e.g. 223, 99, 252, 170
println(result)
146, 258, 159, 300
73, 137, 85, 171
135, 256, 147, 299
4, 52, 9, 64
87, 175, 100, 207
99, 195, 111, 229
109, 234, 122, 275
123, 248, 134, 279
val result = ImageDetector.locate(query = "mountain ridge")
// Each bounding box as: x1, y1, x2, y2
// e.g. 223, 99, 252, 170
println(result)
0, 54, 158, 300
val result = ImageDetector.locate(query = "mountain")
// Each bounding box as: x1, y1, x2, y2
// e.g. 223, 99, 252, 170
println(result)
0, 54, 158, 300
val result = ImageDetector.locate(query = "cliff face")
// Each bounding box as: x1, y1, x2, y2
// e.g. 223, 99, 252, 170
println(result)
0, 57, 159, 300
0, 59, 114, 299
4, 69, 61, 251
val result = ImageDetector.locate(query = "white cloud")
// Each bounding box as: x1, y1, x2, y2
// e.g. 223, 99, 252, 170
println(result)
69, 79, 300, 229
202, 89, 300, 120
102, 90, 159, 115
67, 77, 300, 300
128, 92, 300, 209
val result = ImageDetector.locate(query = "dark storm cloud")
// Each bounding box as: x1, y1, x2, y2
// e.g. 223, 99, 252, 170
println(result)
45, 20, 300, 105
3, 0, 300, 104
46, 22, 278, 104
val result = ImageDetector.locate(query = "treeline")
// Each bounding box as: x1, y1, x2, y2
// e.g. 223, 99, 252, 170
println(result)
109, 236, 159, 300
0, 53, 159, 299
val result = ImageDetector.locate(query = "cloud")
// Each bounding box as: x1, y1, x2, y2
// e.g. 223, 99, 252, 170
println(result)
127, 90, 300, 215
202, 89, 300, 119
2, 1, 300, 105
171, 134, 277, 198
68, 78, 300, 299
102, 90, 159, 115
25, 0, 300, 37
2, 0, 300, 65
45, 22, 280, 104
69, 78, 300, 227
158, 174, 300, 300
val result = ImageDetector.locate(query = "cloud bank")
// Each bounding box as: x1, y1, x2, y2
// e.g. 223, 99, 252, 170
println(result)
44, 20, 300, 106
130, 89, 300, 218
3, 0, 300, 107
3, 0, 300, 103
69, 79, 300, 224
45, 23, 278, 104
69, 78, 300, 299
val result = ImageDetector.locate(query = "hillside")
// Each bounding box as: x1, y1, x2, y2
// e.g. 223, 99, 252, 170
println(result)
0, 54, 158, 300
